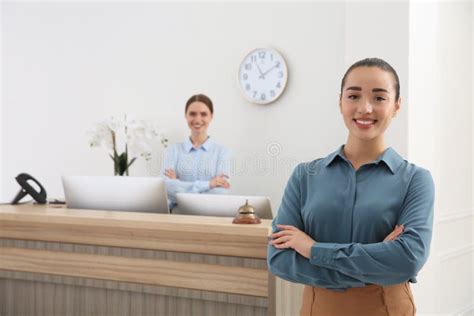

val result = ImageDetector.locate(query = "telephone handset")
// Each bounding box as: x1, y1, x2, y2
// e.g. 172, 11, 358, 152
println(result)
11, 173, 47, 204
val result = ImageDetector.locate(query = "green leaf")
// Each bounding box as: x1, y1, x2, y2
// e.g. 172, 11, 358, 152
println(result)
127, 157, 137, 169
117, 152, 128, 176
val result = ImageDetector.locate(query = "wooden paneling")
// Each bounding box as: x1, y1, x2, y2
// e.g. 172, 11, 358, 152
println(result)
0, 278, 268, 316
0, 247, 268, 297
0, 238, 267, 269
0, 204, 272, 258
0, 270, 268, 308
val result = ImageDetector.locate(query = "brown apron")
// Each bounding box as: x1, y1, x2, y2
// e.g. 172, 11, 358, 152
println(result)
300, 282, 416, 316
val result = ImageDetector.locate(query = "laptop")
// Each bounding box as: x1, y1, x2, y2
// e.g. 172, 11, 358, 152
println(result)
172, 193, 273, 219
62, 176, 169, 214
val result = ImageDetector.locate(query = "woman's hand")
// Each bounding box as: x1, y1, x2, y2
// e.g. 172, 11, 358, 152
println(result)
165, 169, 177, 179
209, 175, 230, 189
270, 224, 315, 259
383, 224, 404, 242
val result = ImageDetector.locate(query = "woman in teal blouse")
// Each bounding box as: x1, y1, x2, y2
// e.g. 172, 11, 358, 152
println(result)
161, 94, 231, 209
268, 58, 434, 315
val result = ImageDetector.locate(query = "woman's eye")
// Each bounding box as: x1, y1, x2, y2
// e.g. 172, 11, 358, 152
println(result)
375, 96, 386, 101
348, 95, 359, 100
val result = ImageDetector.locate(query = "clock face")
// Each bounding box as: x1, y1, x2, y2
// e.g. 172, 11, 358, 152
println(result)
238, 48, 288, 104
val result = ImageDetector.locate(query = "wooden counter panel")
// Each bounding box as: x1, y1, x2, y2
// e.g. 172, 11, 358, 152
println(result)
0, 278, 268, 316
0, 204, 273, 258
0, 270, 268, 308
0, 220, 268, 258
0, 204, 273, 236
0, 238, 267, 269
0, 247, 269, 297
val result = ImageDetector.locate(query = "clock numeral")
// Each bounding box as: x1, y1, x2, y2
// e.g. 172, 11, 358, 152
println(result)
245, 83, 251, 91
260, 93, 266, 101
276, 61, 281, 68
278, 71, 284, 78
243, 73, 248, 80
270, 90, 276, 97
245, 63, 252, 71
276, 82, 281, 88
253, 91, 257, 98
251, 55, 257, 62
258, 51, 266, 59
270, 54, 274, 61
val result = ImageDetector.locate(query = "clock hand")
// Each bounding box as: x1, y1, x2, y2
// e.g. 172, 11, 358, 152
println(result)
255, 62, 265, 79
260, 64, 279, 78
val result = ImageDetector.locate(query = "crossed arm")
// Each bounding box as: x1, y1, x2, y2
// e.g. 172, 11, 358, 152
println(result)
267, 164, 434, 289
270, 224, 405, 259
160, 145, 231, 196
165, 168, 230, 190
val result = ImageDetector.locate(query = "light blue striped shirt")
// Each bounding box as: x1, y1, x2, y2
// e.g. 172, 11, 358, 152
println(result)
268, 146, 435, 290
160, 137, 231, 208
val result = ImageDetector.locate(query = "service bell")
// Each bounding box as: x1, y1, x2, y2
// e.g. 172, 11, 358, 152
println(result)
232, 199, 261, 224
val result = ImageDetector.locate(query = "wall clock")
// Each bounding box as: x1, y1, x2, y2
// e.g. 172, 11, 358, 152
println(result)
238, 48, 288, 104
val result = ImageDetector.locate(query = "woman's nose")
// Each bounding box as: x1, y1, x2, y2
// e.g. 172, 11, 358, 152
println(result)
357, 100, 373, 114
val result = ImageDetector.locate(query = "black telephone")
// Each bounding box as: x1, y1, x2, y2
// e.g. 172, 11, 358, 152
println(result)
11, 173, 47, 204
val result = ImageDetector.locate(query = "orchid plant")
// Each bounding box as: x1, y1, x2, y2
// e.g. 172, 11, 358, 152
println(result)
88, 115, 168, 176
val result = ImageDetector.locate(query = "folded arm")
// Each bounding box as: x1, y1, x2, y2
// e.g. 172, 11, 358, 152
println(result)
161, 146, 232, 199
268, 164, 366, 288
160, 146, 210, 196
309, 168, 434, 285
268, 165, 434, 288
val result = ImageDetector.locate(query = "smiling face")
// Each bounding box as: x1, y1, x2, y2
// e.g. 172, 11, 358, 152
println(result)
185, 101, 213, 135
339, 66, 401, 143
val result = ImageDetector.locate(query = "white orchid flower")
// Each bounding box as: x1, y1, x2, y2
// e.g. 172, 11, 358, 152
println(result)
88, 115, 167, 175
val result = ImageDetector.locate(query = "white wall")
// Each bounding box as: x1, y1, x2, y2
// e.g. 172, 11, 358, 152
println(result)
1, 2, 409, 211
408, 1, 473, 315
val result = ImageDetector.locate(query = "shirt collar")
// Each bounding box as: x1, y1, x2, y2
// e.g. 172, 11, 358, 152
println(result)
375, 147, 404, 174
184, 136, 213, 152
323, 146, 344, 168
323, 145, 403, 174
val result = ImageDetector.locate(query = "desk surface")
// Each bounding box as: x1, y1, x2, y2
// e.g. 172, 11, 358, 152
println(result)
0, 204, 273, 258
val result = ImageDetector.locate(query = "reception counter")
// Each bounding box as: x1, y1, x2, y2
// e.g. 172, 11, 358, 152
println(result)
0, 204, 300, 316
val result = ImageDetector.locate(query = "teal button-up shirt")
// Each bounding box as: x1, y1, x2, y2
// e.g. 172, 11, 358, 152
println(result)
267, 146, 435, 290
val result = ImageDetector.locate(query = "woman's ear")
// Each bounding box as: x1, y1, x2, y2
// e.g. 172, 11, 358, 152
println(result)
338, 95, 342, 113
393, 97, 402, 117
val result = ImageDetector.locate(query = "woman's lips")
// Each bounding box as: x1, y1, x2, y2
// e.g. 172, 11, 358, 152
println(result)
353, 119, 376, 129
